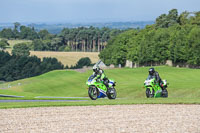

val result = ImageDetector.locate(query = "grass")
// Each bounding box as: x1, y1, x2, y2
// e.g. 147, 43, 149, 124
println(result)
0, 98, 200, 109
0, 66, 200, 108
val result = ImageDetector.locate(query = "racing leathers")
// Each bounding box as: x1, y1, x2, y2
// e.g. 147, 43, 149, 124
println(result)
93, 69, 109, 89
147, 71, 164, 90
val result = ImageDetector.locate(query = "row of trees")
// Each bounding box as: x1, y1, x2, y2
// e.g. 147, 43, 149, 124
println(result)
0, 23, 125, 52
58, 27, 124, 52
0, 41, 95, 81
0, 22, 53, 40
99, 9, 200, 67
0, 49, 64, 81
30, 27, 124, 52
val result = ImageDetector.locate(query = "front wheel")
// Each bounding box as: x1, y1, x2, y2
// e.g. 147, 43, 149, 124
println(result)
146, 88, 154, 98
107, 87, 117, 99
88, 86, 99, 100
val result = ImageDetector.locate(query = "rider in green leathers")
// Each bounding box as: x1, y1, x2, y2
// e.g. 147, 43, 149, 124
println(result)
148, 68, 164, 90
92, 65, 109, 89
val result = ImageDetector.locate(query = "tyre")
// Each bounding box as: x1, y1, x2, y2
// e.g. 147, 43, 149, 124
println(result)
162, 89, 168, 98
88, 86, 99, 100
146, 88, 154, 98
107, 87, 117, 99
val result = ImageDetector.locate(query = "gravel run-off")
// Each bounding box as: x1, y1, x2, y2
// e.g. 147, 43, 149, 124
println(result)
0, 104, 200, 133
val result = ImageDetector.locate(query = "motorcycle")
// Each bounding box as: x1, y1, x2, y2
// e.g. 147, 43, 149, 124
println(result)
144, 77, 168, 98
86, 75, 117, 100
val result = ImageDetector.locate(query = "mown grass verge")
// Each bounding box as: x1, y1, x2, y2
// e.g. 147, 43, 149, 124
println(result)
0, 98, 199, 109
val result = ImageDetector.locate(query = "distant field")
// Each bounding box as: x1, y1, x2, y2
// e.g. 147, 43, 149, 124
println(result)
7, 40, 32, 49
3, 39, 99, 66
30, 51, 99, 66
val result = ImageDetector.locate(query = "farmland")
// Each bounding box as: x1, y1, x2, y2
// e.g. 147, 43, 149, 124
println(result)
30, 51, 99, 66
4, 39, 100, 66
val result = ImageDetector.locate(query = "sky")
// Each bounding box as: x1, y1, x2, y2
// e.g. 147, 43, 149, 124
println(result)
0, 0, 200, 23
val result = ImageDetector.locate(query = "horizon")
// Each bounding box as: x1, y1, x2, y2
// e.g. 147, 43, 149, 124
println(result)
1, 0, 200, 23
0, 20, 155, 25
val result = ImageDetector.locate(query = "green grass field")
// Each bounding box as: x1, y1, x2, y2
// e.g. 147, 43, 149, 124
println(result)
0, 66, 200, 108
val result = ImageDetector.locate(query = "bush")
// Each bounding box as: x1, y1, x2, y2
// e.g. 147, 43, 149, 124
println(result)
12, 43, 30, 56
72, 57, 92, 69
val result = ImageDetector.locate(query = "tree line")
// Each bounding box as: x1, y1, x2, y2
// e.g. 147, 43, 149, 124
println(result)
0, 42, 94, 81
99, 9, 200, 67
0, 50, 64, 81
0, 23, 125, 52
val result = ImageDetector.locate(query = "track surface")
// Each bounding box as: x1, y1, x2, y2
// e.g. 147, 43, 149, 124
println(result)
0, 104, 200, 133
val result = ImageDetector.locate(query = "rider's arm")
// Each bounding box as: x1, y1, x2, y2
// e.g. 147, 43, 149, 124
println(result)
94, 73, 101, 80
155, 72, 161, 83
99, 69, 108, 80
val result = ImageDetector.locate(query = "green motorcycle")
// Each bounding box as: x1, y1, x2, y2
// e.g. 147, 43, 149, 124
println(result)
144, 77, 168, 98
86, 75, 117, 100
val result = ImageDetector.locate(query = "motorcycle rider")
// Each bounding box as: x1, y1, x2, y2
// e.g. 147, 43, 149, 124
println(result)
148, 68, 164, 90
92, 65, 109, 89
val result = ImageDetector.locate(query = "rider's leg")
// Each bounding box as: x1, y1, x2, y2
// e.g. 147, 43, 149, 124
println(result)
103, 78, 109, 88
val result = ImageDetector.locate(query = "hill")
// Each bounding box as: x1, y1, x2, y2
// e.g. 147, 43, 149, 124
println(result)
0, 66, 200, 99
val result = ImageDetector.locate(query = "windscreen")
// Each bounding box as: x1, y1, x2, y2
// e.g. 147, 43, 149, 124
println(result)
146, 75, 154, 80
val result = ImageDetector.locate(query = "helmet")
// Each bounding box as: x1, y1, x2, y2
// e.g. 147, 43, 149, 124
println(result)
149, 68, 155, 75
93, 65, 100, 73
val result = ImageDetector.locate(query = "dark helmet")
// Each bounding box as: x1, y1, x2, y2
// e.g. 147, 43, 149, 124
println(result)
149, 68, 155, 75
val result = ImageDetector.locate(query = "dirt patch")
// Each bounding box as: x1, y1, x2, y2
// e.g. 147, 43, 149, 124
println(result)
0, 104, 200, 133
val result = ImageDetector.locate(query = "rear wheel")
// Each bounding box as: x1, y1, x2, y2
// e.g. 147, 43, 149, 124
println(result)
161, 89, 168, 98
107, 87, 117, 99
88, 86, 99, 100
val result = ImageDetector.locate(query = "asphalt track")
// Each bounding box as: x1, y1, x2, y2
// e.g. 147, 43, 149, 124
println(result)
0, 94, 89, 102
0, 100, 88, 102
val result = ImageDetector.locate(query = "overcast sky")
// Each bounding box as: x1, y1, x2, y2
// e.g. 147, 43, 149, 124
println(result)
1, 0, 200, 23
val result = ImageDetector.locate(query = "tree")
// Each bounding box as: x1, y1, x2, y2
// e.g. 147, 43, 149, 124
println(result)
74, 57, 92, 68
178, 11, 189, 25
0, 28, 14, 39
12, 43, 30, 56
190, 11, 200, 26
41, 57, 64, 73
99, 9, 200, 67
187, 26, 200, 65
167, 9, 178, 27
156, 9, 179, 28
38, 29, 51, 39
155, 14, 168, 28
0, 39, 9, 50
19, 26, 39, 40
12, 22, 20, 39
14, 22, 21, 30
32, 39, 45, 51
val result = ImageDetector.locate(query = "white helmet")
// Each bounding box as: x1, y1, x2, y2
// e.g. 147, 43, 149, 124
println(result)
93, 65, 100, 73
